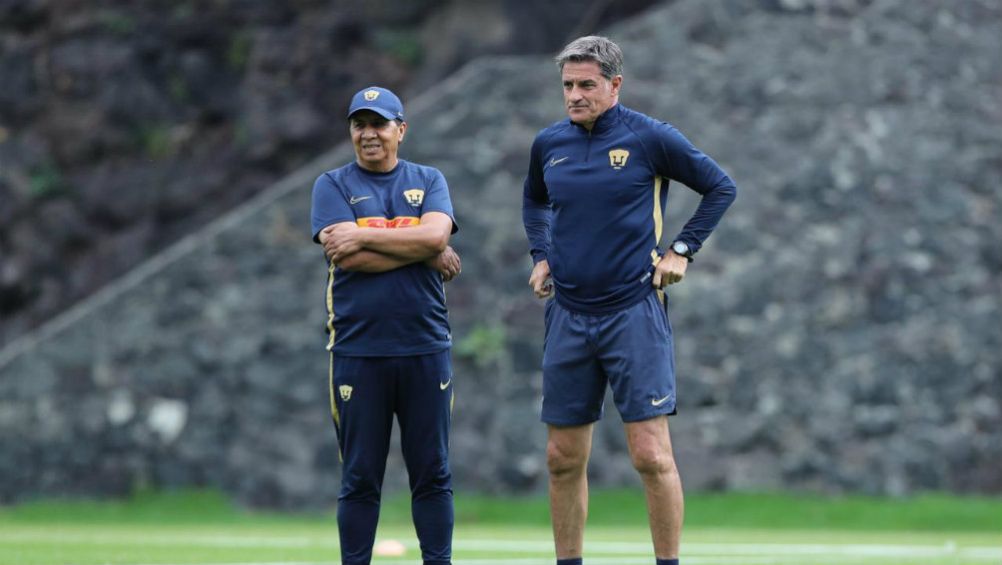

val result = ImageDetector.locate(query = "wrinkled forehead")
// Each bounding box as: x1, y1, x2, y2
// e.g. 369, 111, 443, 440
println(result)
560, 60, 607, 82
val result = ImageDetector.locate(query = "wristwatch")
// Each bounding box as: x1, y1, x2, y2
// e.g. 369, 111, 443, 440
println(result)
671, 240, 693, 262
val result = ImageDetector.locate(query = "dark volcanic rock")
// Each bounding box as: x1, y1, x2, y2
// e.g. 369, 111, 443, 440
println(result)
0, 0, 659, 347
1, 0, 999, 507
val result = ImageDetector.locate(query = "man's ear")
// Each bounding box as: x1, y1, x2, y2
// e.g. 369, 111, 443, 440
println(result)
398, 121, 408, 142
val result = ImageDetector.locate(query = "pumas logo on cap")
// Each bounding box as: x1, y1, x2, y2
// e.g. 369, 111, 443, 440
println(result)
364, 90, 379, 101
403, 188, 425, 207
609, 148, 630, 170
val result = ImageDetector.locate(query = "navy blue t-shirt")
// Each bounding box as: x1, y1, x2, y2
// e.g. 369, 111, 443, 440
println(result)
311, 160, 457, 356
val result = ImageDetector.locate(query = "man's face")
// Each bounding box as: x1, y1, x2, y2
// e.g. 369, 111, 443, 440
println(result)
561, 60, 622, 130
350, 111, 406, 171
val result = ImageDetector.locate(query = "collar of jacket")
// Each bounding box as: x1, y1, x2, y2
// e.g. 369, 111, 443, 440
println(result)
570, 102, 623, 135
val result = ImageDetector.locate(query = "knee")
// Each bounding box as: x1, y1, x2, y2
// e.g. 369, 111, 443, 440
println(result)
409, 462, 452, 497
341, 462, 385, 497
546, 441, 588, 479
340, 476, 381, 502
630, 446, 677, 478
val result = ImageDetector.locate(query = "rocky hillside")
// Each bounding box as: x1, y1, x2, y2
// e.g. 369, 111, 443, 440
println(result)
1, 0, 1000, 507
0, 0, 656, 345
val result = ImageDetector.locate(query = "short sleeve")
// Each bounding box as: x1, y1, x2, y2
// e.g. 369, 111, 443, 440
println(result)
310, 173, 355, 243
421, 168, 458, 234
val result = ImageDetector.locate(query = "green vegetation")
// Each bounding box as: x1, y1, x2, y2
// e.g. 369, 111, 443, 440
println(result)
168, 72, 189, 104
0, 490, 252, 525
1, 489, 1001, 565
233, 119, 251, 148
136, 124, 174, 160
454, 323, 506, 368
171, 3, 194, 20
28, 162, 65, 198
683, 491, 1002, 532
3, 488, 1000, 533
98, 10, 136, 36
373, 28, 423, 66
227, 32, 253, 71
450, 489, 1002, 532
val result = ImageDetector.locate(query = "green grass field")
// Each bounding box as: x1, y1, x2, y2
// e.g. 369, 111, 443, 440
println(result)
2, 489, 1000, 565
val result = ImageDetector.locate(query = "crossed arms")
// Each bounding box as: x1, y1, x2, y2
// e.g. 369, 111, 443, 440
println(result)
318, 211, 461, 280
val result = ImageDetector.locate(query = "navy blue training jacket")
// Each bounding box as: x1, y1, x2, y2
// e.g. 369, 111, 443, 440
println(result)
522, 103, 737, 314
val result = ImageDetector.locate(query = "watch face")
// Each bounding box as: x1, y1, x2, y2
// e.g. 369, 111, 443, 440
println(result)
673, 241, 689, 256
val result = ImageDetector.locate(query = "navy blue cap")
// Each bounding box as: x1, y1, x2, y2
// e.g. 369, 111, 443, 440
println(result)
347, 86, 404, 121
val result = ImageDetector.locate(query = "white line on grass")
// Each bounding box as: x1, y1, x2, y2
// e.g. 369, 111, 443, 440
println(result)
0, 532, 338, 548
121, 557, 1002, 565
4, 532, 1001, 561
455, 540, 1002, 561
452, 559, 897, 565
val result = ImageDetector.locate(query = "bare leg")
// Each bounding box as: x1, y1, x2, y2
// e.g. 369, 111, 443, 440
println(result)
546, 423, 594, 559
625, 415, 683, 558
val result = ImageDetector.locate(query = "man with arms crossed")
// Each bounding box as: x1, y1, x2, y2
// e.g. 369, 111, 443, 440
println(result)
311, 86, 460, 565
522, 37, 737, 565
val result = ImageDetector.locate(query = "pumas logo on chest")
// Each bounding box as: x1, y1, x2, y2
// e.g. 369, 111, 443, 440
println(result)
403, 188, 425, 207
609, 148, 630, 170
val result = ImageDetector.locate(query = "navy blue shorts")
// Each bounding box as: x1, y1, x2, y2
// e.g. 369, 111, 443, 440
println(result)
542, 291, 676, 425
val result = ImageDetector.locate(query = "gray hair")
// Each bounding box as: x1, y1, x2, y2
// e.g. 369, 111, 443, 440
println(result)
554, 35, 624, 79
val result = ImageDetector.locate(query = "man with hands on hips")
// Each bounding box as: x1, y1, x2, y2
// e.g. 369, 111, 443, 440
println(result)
523, 36, 737, 565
